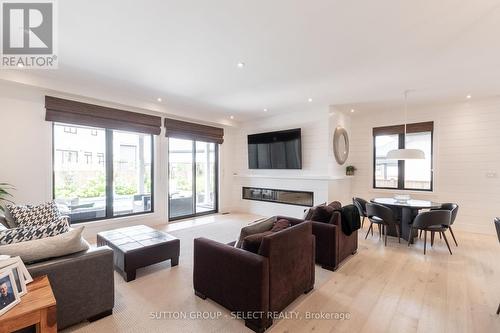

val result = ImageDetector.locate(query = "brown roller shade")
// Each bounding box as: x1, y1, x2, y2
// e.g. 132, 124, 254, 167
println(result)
373, 121, 433, 136
164, 118, 224, 144
45, 96, 162, 135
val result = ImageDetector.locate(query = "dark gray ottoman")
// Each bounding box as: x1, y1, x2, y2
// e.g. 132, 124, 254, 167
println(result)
97, 225, 180, 282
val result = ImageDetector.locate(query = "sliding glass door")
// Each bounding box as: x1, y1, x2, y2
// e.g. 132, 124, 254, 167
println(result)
168, 138, 218, 220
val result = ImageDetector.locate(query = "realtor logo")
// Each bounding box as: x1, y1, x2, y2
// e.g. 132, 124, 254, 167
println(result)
1, 0, 58, 68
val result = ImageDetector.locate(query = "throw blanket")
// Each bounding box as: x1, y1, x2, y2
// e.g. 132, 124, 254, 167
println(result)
339, 204, 361, 236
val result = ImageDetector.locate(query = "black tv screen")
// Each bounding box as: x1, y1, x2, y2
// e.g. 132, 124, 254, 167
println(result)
248, 128, 302, 169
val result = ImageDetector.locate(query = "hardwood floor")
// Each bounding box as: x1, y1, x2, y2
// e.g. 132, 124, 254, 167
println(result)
79, 214, 499, 333
271, 225, 500, 333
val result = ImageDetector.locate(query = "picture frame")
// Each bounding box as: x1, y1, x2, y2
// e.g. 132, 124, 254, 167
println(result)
0, 256, 33, 285
0, 269, 21, 316
3, 263, 27, 296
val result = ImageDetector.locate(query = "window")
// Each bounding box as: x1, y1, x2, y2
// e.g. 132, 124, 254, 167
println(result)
63, 126, 77, 134
53, 123, 154, 223
84, 152, 92, 164
113, 131, 152, 217
374, 135, 399, 188
56, 150, 79, 164
97, 153, 105, 165
373, 122, 433, 191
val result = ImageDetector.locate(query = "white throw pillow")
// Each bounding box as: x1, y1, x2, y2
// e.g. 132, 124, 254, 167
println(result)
0, 226, 89, 263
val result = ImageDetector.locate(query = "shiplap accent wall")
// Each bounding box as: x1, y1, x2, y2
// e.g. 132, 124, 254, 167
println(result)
349, 98, 500, 236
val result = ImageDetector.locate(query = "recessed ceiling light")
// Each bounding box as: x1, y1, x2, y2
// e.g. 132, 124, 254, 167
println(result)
237, 62, 245, 68
157, 97, 162, 102
230, 115, 235, 119
263, 108, 268, 112
466, 94, 472, 99
350, 109, 355, 113
307, 98, 313, 102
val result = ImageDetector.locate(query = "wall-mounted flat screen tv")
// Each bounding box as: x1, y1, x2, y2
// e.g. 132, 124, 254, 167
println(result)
248, 128, 302, 169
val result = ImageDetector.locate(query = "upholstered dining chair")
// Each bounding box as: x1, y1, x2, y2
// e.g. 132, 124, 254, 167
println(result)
430, 203, 459, 246
353, 197, 368, 228
365, 203, 400, 246
495, 218, 500, 315
409, 210, 452, 255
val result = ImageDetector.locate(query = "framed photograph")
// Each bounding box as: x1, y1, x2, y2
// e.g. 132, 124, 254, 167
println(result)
0, 269, 21, 316
0, 256, 32, 285
3, 263, 27, 296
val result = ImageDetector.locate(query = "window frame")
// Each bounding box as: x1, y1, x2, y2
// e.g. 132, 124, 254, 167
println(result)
372, 125, 434, 192
52, 123, 155, 224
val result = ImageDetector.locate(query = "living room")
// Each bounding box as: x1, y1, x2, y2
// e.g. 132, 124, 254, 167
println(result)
1, 1, 500, 333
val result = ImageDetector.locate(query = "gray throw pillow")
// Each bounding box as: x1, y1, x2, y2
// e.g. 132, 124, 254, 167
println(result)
0, 226, 89, 263
235, 216, 277, 248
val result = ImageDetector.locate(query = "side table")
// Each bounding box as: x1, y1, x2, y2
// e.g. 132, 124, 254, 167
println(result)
0, 275, 57, 333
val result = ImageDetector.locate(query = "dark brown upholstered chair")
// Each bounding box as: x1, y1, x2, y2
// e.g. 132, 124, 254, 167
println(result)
353, 197, 368, 228
409, 210, 452, 255
495, 218, 500, 315
303, 202, 358, 271
193, 221, 315, 333
365, 203, 401, 246
431, 203, 459, 246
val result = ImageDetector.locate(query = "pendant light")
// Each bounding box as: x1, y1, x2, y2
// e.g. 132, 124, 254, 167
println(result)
386, 90, 425, 160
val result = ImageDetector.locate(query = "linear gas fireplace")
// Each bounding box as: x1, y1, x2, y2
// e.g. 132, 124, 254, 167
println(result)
242, 187, 314, 207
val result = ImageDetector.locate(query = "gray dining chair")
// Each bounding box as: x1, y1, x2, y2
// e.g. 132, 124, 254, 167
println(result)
409, 210, 452, 255
495, 218, 500, 315
365, 203, 400, 246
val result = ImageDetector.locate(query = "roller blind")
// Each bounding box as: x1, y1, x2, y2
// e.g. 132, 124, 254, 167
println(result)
373, 121, 433, 136
45, 96, 162, 135
164, 118, 224, 144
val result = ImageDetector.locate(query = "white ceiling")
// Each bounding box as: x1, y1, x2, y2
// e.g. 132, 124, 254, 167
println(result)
3, 0, 500, 120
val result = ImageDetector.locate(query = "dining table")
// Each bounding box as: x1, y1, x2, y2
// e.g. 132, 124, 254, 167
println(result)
370, 197, 442, 242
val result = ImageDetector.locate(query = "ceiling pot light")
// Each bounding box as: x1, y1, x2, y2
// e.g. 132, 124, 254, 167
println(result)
157, 97, 162, 102
350, 109, 355, 113
308, 98, 313, 102
386, 90, 425, 160
237, 62, 245, 68
466, 94, 472, 99
230, 115, 234, 119
263, 108, 268, 112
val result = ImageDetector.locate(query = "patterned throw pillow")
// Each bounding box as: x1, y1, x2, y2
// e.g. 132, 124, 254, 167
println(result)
0, 217, 70, 245
7, 201, 61, 227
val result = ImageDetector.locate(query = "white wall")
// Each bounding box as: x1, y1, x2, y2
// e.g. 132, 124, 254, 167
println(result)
230, 108, 353, 218
349, 98, 500, 235
0, 80, 235, 238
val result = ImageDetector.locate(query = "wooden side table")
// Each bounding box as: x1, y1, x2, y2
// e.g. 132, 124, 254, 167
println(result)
0, 275, 57, 333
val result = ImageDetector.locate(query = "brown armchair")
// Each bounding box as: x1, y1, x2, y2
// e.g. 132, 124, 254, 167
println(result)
193, 221, 315, 333
299, 203, 358, 271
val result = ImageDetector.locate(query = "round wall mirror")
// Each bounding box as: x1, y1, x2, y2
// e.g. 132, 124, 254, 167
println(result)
333, 126, 349, 165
